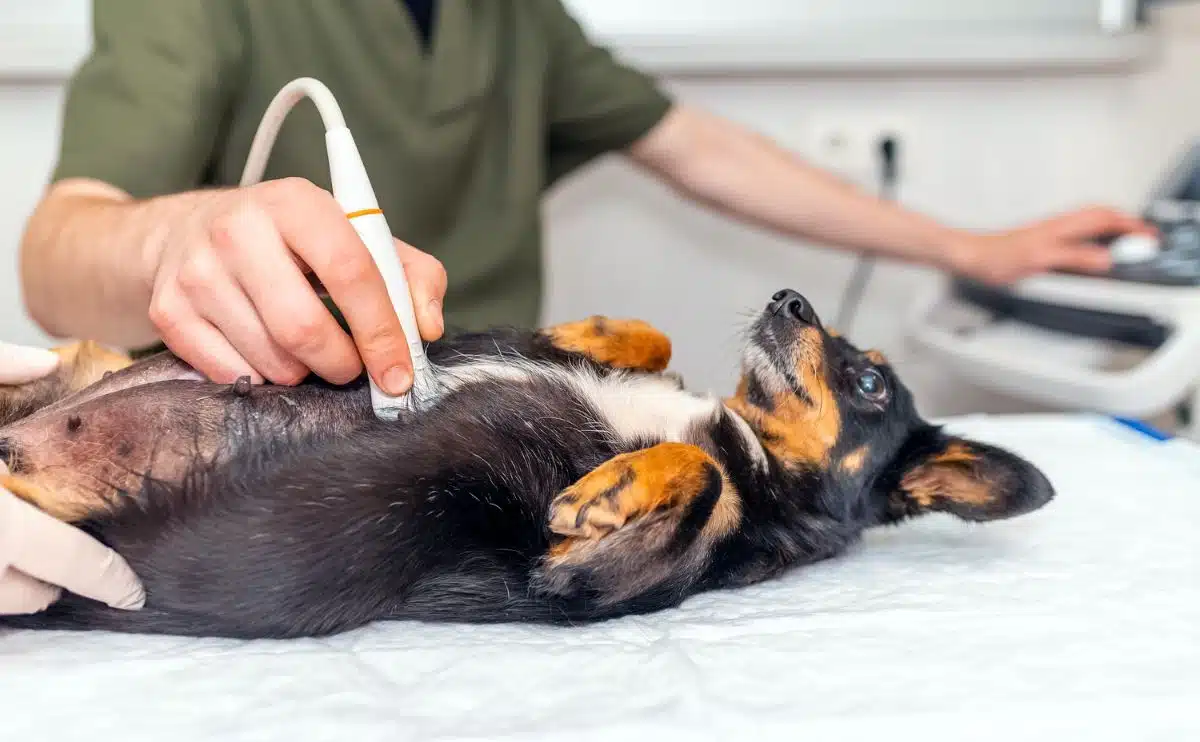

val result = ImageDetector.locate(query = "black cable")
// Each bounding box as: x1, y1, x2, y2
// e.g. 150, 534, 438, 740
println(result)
833, 134, 900, 333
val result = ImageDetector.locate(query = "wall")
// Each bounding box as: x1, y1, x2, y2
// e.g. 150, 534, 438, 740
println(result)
0, 82, 65, 348
560, 0, 1108, 35
2, 3, 1198, 419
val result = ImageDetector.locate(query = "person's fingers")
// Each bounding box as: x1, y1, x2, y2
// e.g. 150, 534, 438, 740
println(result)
1051, 207, 1155, 241
257, 179, 414, 394
0, 342, 60, 385
1053, 242, 1115, 274
149, 283, 264, 385
177, 250, 310, 386
0, 566, 62, 615
396, 239, 447, 341
208, 198, 363, 386
0, 488, 145, 610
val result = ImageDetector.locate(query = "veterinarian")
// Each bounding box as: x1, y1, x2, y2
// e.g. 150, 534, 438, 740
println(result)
7, 2, 1150, 613
18, 1, 1152, 399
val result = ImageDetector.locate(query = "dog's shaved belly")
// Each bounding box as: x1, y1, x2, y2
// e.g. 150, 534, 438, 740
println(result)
1, 355, 372, 521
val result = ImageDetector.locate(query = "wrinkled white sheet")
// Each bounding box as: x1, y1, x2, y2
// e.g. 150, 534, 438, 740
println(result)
2, 414, 1197, 742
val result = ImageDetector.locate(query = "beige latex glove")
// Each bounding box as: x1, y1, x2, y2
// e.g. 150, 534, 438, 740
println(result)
0, 340, 61, 384
0, 341, 145, 614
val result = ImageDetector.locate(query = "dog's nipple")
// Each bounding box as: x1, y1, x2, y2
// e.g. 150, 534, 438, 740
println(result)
233, 376, 253, 397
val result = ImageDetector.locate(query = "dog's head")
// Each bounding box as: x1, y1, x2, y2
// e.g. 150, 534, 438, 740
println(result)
727, 288, 1054, 526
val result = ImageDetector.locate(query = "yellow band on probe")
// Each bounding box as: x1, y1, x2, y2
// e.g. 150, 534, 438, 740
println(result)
345, 208, 383, 220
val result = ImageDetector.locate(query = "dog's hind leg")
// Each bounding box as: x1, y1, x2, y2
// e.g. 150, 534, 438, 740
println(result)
534, 442, 742, 608
0, 472, 78, 521
539, 317, 672, 373
1, 341, 133, 426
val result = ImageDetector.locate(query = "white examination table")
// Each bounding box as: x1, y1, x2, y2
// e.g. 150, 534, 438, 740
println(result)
2, 414, 1197, 742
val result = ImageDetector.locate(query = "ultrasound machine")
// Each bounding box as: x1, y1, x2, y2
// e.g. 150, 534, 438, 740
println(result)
908, 140, 1200, 438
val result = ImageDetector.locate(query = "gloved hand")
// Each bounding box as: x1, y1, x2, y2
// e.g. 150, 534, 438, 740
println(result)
0, 340, 60, 384
0, 341, 145, 614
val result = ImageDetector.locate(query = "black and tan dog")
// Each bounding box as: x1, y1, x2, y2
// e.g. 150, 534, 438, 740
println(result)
0, 289, 1053, 638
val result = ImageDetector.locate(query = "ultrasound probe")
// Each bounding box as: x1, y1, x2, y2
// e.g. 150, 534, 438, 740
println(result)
239, 77, 438, 419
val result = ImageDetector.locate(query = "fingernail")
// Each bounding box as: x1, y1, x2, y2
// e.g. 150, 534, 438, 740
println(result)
113, 583, 146, 611
383, 365, 412, 395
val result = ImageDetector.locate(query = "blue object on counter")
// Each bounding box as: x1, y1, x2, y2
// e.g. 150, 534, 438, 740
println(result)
1111, 416, 1174, 441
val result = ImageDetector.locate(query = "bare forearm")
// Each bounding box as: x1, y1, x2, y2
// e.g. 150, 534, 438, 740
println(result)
19, 179, 214, 347
629, 105, 968, 270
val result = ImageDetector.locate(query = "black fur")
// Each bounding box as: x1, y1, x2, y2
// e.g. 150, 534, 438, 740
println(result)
0, 293, 1055, 638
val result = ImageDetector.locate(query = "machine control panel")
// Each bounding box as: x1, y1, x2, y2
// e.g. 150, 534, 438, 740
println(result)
1087, 142, 1200, 286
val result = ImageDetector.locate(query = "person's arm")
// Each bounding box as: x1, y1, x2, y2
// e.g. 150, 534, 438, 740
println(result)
22, 179, 184, 349
21, 0, 236, 348
535, 1, 1149, 284
627, 104, 1152, 284
537, 0, 675, 187
20, 1, 445, 394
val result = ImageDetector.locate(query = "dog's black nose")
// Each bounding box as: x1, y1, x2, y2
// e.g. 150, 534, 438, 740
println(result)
769, 289, 817, 324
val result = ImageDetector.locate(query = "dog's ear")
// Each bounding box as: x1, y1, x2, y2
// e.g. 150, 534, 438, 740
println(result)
883, 428, 1055, 522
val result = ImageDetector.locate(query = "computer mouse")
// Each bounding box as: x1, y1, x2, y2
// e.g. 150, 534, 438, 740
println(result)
1106, 232, 1161, 264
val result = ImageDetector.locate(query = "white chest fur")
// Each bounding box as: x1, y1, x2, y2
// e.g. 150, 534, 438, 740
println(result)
435, 357, 767, 467
435, 358, 714, 442
568, 370, 721, 445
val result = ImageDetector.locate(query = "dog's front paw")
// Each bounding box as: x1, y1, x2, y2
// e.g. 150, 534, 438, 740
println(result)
542, 317, 672, 373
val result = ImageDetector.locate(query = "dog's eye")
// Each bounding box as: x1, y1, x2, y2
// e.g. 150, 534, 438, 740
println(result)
855, 369, 886, 400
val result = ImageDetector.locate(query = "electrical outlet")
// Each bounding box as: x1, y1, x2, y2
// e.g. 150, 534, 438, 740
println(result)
803, 117, 910, 190
805, 122, 871, 182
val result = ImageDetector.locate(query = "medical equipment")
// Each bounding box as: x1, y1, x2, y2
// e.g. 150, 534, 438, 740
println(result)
1099, 0, 1141, 32
908, 140, 1200, 438
240, 77, 439, 420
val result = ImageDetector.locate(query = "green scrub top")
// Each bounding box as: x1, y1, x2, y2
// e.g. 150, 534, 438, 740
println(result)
51, 0, 673, 337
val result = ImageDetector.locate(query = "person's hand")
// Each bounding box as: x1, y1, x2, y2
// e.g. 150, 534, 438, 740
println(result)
0, 341, 60, 385
147, 177, 448, 392
0, 342, 144, 615
949, 206, 1157, 285
0, 479, 146, 615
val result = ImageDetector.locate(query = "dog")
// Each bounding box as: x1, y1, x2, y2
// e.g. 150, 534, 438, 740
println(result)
0, 288, 1054, 639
